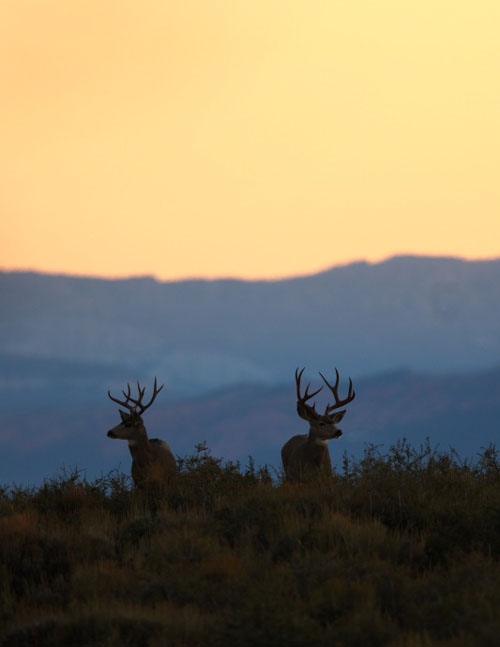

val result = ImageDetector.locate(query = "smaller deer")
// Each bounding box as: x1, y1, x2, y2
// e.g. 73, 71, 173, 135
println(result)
282, 367, 356, 481
107, 378, 176, 489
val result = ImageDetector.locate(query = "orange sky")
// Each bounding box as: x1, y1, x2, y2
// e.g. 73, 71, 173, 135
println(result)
1, 1, 499, 280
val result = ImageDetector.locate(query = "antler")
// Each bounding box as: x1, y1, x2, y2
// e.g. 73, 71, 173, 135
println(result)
108, 382, 136, 413
123, 377, 164, 415
295, 367, 323, 419
319, 368, 356, 416
108, 377, 164, 415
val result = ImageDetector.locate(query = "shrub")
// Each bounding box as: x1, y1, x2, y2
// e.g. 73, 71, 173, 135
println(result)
1, 442, 500, 646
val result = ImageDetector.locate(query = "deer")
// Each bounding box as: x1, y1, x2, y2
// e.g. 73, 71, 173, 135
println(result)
107, 378, 176, 490
281, 367, 356, 481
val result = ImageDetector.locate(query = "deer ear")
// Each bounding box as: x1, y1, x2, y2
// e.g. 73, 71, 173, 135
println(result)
329, 410, 346, 424
119, 409, 128, 421
297, 402, 313, 421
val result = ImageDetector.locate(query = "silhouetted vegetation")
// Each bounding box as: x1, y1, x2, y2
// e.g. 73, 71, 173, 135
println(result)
1, 440, 500, 646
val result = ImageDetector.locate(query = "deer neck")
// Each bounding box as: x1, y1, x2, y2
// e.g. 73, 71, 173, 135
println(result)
127, 427, 153, 463
307, 430, 329, 448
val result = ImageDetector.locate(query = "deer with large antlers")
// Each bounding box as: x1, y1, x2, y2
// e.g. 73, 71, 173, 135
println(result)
107, 378, 176, 490
281, 367, 356, 481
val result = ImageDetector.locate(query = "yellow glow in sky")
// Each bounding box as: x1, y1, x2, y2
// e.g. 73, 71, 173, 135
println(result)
1, 1, 499, 279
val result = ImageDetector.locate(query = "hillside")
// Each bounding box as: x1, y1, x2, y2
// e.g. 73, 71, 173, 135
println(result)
1, 446, 500, 646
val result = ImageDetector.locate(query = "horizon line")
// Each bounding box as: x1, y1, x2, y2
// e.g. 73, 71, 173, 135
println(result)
1, 252, 500, 283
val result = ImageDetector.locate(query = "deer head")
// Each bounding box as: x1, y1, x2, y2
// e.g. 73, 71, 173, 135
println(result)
295, 367, 355, 443
107, 378, 164, 443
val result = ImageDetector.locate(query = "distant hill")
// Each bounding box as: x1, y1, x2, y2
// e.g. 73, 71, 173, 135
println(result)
2, 366, 499, 486
1, 255, 500, 397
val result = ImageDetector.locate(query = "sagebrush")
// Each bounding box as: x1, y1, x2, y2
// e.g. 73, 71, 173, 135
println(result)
1, 440, 500, 646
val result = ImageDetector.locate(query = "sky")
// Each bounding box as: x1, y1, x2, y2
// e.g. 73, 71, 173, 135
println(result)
1, 1, 499, 280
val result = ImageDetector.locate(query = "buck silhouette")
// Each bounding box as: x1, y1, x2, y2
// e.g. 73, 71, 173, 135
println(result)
107, 378, 176, 489
281, 368, 355, 481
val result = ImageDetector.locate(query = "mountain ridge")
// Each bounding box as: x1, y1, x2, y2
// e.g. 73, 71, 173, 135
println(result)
3, 253, 500, 283
1, 255, 500, 397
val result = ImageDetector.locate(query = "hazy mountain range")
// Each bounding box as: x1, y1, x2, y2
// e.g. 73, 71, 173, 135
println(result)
1, 255, 500, 484
2, 255, 500, 394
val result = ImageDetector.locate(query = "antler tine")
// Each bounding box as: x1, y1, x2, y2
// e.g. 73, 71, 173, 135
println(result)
319, 368, 356, 413
304, 382, 323, 401
295, 366, 323, 420
122, 381, 146, 409
295, 367, 322, 402
121, 383, 132, 401
295, 367, 305, 400
135, 376, 164, 415
108, 385, 136, 412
